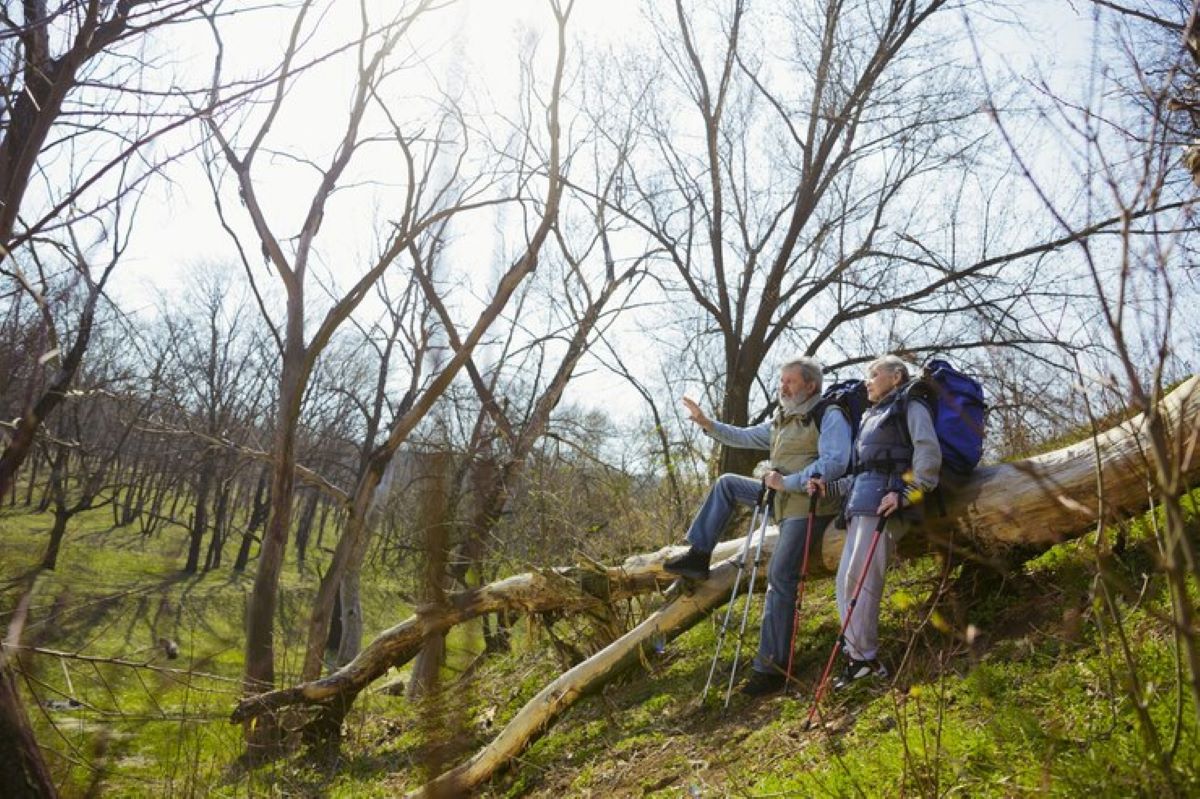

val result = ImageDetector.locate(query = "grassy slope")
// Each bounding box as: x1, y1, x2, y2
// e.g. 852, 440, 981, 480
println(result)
2, 500, 1198, 797
0, 504, 417, 797
476, 525, 1200, 798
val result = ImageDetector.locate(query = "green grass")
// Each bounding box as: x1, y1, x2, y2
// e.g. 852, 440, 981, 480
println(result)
1, 501, 423, 797
3, 491, 1200, 797
467, 517, 1200, 797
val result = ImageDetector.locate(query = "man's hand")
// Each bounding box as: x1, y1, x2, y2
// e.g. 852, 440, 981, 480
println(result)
807, 476, 826, 497
682, 396, 712, 431
764, 470, 786, 491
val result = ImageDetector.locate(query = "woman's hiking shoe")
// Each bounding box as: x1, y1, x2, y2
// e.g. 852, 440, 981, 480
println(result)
833, 657, 887, 690
663, 547, 711, 580
740, 670, 786, 696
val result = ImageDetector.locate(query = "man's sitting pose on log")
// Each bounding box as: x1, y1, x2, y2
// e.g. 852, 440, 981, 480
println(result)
665, 356, 851, 695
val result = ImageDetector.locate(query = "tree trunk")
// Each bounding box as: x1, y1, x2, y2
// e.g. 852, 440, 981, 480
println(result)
327, 587, 344, 655
185, 461, 213, 574
205, 477, 232, 571
135, 469, 157, 534
22, 447, 40, 508
407, 633, 447, 701
716, 361, 765, 480
0, 660, 56, 798
293, 489, 319, 568
242, 336, 307, 753
35, 446, 62, 514
334, 568, 364, 668
166, 476, 185, 527
233, 469, 270, 573
40, 509, 70, 571
301, 496, 373, 681
315, 500, 332, 553
244, 433, 296, 694
407, 452, 452, 700
232, 529, 257, 573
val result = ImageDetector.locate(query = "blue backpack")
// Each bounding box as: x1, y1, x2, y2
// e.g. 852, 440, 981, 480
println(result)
807, 379, 869, 438
905, 359, 987, 475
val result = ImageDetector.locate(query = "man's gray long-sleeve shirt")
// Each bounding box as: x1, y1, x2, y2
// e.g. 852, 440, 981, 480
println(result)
707, 409, 852, 491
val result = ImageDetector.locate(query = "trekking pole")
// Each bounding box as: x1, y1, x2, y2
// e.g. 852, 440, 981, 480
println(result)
723, 486, 777, 708
701, 481, 769, 704
803, 511, 889, 731
785, 473, 821, 690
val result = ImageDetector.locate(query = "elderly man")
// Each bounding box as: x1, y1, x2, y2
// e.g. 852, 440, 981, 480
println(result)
666, 356, 851, 696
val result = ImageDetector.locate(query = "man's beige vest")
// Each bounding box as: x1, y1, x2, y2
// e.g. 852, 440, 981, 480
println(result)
770, 408, 840, 519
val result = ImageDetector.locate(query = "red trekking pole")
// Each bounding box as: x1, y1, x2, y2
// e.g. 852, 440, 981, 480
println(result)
803, 509, 890, 731
784, 473, 820, 690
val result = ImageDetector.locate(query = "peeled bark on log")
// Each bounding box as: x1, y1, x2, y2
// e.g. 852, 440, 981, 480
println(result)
233, 377, 1200, 757
412, 559, 744, 798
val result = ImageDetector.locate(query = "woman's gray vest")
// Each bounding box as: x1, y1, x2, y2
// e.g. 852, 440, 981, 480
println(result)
845, 389, 912, 517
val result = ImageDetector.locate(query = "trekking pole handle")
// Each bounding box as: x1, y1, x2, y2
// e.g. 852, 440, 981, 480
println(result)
755, 476, 776, 510
878, 490, 903, 518
807, 472, 821, 513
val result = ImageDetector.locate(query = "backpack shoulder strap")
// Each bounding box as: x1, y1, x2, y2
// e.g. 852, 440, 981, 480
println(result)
894, 379, 935, 444
900, 379, 935, 416
805, 398, 850, 429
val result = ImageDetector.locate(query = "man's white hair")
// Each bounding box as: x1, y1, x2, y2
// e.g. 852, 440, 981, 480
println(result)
780, 356, 823, 393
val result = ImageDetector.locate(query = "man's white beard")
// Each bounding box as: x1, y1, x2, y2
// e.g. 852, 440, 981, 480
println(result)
779, 390, 805, 415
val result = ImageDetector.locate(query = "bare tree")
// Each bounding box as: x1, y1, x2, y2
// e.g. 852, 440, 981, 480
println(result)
0, 2, 219, 781
380, 168, 651, 694
201, 2, 573, 751
318, 276, 435, 671
574, 0, 1127, 478
292, 0, 576, 689
0, 0, 218, 496
969, 0, 1200, 782
151, 264, 272, 572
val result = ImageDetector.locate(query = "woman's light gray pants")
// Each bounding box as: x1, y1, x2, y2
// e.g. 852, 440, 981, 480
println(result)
835, 514, 895, 661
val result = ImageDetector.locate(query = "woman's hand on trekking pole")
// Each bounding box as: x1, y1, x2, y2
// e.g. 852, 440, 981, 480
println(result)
806, 476, 826, 497
877, 491, 902, 517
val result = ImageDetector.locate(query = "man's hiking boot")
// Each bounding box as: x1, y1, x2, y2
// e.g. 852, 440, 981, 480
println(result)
663, 547, 710, 580
740, 670, 786, 697
833, 657, 887, 690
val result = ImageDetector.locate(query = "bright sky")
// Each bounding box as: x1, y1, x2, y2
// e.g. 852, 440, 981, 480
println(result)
120, 0, 1101, 289
119, 0, 646, 306
108, 0, 1125, 428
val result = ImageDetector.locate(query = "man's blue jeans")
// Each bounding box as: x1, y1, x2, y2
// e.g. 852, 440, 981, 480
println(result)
685, 473, 832, 676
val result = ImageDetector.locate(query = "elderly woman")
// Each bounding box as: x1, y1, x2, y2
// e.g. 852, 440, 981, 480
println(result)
810, 354, 940, 688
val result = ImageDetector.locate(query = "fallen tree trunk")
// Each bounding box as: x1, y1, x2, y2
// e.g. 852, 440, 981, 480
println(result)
233, 377, 1200, 765
408, 376, 1200, 794
412, 560, 742, 797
